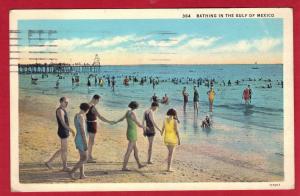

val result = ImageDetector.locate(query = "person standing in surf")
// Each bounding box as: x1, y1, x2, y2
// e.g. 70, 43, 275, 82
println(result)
182, 87, 189, 112
242, 86, 250, 105
248, 85, 252, 103
86, 94, 114, 163
45, 97, 75, 172
193, 86, 199, 115
142, 102, 162, 164
161, 108, 181, 172
207, 87, 215, 112
114, 101, 146, 171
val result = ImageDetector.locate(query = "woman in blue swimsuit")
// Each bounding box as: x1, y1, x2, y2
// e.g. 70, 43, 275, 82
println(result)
69, 103, 90, 180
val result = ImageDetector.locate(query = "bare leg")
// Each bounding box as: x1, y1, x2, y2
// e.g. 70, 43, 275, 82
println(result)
147, 136, 154, 164
122, 141, 134, 171
194, 102, 198, 115
69, 150, 88, 179
60, 138, 69, 170
183, 102, 187, 111
46, 149, 61, 168
80, 164, 87, 179
87, 133, 96, 161
133, 142, 144, 168
167, 145, 175, 172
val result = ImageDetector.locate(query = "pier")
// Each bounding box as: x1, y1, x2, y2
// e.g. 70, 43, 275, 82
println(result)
18, 63, 102, 74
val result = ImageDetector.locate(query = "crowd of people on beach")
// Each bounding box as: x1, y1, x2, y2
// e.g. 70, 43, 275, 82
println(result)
45, 95, 181, 180
30, 71, 284, 180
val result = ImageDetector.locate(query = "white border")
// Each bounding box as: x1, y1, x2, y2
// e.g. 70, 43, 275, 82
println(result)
10, 8, 294, 192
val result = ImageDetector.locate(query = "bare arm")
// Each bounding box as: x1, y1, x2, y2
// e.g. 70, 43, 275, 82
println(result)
79, 115, 88, 150
161, 121, 165, 136
174, 121, 181, 145
149, 111, 161, 132
92, 107, 112, 123
131, 112, 144, 129
142, 111, 145, 127
115, 111, 128, 123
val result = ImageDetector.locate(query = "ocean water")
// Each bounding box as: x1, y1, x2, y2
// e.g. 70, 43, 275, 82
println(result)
19, 64, 284, 171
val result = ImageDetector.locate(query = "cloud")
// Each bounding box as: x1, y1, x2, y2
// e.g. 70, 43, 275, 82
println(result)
211, 37, 281, 53
147, 34, 188, 47
253, 38, 282, 52
180, 36, 221, 49
88, 35, 135, 48
45, 38, 94, 51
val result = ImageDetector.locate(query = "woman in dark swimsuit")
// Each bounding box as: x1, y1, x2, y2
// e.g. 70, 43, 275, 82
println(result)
142, 102, 162, 164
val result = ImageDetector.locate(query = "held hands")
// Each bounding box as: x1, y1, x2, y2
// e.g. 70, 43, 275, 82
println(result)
83, 143, 88, 151
158, 129, 162, 135
109, 120, 116, 125
70, 128, 75, 137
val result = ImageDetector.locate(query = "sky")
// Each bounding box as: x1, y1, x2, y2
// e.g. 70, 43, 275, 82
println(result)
18, 19, 283, 65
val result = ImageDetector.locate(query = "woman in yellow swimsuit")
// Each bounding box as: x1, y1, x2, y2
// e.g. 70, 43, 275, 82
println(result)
115, 101, 146, 171
161, 108, 181, 172
207, 87, 215, 112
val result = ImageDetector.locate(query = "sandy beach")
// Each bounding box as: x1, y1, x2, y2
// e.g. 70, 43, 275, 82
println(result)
18, 93, 283, 184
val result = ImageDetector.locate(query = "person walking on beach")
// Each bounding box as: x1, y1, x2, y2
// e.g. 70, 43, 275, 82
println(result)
69, 103, 90, 180
142, 102, 162, 164
193, 86, 199, 115
207, 87, 215, 112
114, 101, 146, 171
86, 94, 114, 163
182, 87, 189, 112
161, 108, 181, 172
45, 97, 75, 172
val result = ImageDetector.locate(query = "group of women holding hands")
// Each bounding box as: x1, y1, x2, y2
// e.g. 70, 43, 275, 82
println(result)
46, 94, 181, 180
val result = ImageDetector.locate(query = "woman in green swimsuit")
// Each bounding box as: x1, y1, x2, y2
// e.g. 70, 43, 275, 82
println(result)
115, 101, 146, 171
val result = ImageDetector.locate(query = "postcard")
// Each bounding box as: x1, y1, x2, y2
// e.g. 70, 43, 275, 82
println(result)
9, 8, 294, 192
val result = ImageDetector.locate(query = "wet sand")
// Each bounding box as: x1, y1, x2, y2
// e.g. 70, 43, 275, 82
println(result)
19, 94, 283, 183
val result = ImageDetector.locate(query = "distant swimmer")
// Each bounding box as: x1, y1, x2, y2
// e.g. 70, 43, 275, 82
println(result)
123, 76, 129, 86
228, 80, 231, 86
207, 87, 215, 112
193, 86, 199, 115
75, 76, 80, 83
31, 75, 38, 84
248, 85, 252, 103
87, 78, 91, 88
161, 94, 169, 104
99, 78, 104, 87
201, 115, 211, 128
242, 86, 250, 104
182, 87, 189, 112
94, 76, 97, 85
151, 93, 158, 103
55, 79, 60, 88
111, 77, 116, 91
